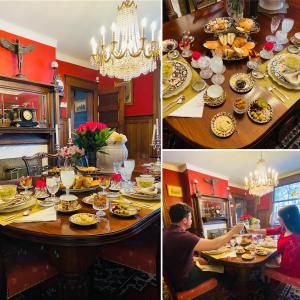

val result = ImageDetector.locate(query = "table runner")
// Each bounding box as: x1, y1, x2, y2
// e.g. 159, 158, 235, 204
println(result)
255, 48, 300, 109
163, 55, 203, 118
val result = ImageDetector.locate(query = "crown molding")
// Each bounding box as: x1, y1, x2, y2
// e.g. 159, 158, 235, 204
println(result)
0, 19, 57, 48
56, 52, 96, 70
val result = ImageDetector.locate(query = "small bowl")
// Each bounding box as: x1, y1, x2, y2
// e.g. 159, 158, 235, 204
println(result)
233, 98, 248, 114
192, 79, 206, 92
136, 176, 155, 188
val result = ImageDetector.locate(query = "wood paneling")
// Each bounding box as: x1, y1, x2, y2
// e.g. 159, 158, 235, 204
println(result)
125, 115, 153, 160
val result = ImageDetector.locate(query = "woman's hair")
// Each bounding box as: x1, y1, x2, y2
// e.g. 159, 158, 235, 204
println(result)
278, 205, 300, 235
169, 203, 192, 223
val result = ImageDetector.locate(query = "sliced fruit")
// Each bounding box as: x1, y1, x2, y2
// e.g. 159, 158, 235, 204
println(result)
233, 47, 245, 57
227, 33, 236, 46
204, 41, 221, 50
243, 42, 255, 50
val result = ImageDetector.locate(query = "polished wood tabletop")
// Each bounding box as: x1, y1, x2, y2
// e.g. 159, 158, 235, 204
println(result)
163, 1, 300, 148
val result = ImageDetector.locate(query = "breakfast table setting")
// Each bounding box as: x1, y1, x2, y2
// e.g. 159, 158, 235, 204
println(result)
0, 158, 161, 300
163, 0, 300, 148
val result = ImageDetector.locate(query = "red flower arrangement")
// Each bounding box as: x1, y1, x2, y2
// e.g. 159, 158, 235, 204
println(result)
240, 214, 253, 221
264, 41, 274, 51
76, 122, 107, 134
192, 51, 201, 61
111, 173, 122, 182
36, 179, 46, 189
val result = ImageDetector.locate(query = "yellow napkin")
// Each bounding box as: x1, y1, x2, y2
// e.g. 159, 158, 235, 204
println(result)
203, 249, 236, 260
163, 55, 202, 118
195, 260, 224, 273
114, 197, 160, 211
0, 204, 43, 226
255, 48, 300, 109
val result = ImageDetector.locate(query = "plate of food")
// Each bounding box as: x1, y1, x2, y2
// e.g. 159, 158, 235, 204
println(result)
48, 167, 61, 174
56, 203, 82, 213
256, 249, 268, 256
248, 98, 273, 124
204, 17, 233, 34
204, 33, 255, 61
60, 175, 99, 193
162, 39, 178, 52
267, 53, 300, 90
110, 203, 139, 218
203, 85, 226, 107
0, 195, 36, 213
245, 244, 256, 251
121, 186, 160, 201
240, 237, 252, 245
69, 213, 98, 226
82, 193, 105, 206
163, 60, 192, 98
234, 18, 260, 33
230, 73, 254, 93
211, 112, 236, 138
242, 253, 254, 260
236, 248, 246, 254
205, 247, 227, 255
76, 166, 101, 175
233, 98, 248, 114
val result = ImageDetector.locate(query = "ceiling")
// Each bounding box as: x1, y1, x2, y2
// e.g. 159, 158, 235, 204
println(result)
0, 0, 161, 68
163, 151, 300, 187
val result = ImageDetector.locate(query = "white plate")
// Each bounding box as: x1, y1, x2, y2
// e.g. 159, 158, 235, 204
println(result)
56, 203, 82, 213
110, 206, 139, 218
120, 189, 160, 201
0, 197, 36, 213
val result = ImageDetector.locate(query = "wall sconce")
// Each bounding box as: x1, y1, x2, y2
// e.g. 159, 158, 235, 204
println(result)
96, 76, 100, 83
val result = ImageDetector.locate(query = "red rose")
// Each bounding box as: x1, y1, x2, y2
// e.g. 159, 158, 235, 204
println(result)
192, 51, 201, 61
264, 42, 274, 51
111, 173, 121, 182
96, 122, 107, 130
76, 124, 87, 134
36, 179, 46, 189
85, 122, 98, 132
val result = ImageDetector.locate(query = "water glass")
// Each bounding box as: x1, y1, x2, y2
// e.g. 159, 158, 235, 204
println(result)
99, 176, 110, 193
236, 235, 242, 246
46, 176, 60, 204
266, 16, 281, 42
60, 167, 75, 198
124, 159, 135, 180
211, 54, 225, 85
274, 30, 287, 52
113, 161, 122, 174
282, 18, 294, 34
198, 56, 211, 70
230, 238, 236, 250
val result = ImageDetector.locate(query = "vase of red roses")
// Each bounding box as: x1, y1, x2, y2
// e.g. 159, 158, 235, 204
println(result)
74, 122, 114, 167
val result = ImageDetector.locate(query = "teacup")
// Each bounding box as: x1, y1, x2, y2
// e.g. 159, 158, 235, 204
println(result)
136, 175, 155, 188
59, 195, 78, 211
206, 85, 224, 99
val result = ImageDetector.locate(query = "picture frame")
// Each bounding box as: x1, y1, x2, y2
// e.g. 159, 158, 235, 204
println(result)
114, 80, 134, 105
74, 99, 87, 112
167, 185, 183, 197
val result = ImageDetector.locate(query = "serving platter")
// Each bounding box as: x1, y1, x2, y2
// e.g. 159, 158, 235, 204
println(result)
204, 17, 233, 34
163, 60, 192, 98
234, 18, 260, 34
211, 112, 236, 138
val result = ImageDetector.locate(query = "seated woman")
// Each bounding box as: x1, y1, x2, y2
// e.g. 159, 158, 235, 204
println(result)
248, 205, 300, 277
163, 203, 243, 291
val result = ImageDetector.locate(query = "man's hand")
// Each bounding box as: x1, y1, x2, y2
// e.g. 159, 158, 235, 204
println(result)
231, 223, 244, 235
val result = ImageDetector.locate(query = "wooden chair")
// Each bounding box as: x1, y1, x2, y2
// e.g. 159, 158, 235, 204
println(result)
164, 0, 178, 22
0, 237, 57, 299
264, 268, 300, 299
22, 152, 60, 176
163, 271, 218, 300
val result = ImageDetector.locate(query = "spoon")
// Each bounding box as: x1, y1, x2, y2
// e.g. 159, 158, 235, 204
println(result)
22, 209, 32, 216
164, 95, 185, 112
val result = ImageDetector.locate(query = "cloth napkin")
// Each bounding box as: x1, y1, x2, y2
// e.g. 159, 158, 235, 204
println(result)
14, 206, 57, 223
169, 90, 205, 118
195, 260, 224, 273
282, 70, 300, 86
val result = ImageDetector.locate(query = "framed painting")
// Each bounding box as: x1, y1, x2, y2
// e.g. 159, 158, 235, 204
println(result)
74, 99, 87, 112
114, 80, 134, 105
167, 185, 183, 197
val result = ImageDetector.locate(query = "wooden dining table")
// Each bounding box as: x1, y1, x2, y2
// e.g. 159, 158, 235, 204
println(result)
201, 247, 276, 299
0, 163, 161, 300
163, 0, 300, 148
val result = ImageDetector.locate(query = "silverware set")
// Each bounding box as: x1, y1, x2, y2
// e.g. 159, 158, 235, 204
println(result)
266, 85, 289, 103
164, 95, 185, 111
1, 208, 32, 223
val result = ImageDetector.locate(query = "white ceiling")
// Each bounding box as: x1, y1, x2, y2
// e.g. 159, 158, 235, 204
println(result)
163, 151, 300, 187
0, 0, 161, 68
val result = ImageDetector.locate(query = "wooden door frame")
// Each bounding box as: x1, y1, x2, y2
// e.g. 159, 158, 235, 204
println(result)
65, 75, 98, 122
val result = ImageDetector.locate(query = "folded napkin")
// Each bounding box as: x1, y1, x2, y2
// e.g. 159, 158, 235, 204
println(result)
206, 249, 237, 260
282, 70, 300, 86
169, 90, 205, 118
14, 206, 57, 223
195, 260, 224, 273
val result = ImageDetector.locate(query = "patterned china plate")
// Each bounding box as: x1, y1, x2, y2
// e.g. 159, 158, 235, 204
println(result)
0, 196, 36, 213
162, 39, 178, 52
203, 90, 226, 107
163, 60, 192, 98
110, 205, 139, 218
56, 203, 82, 213
204, 17, 233, 34
211, 112, 236, 138
69, 213, 98, 226
247, 100, 273, 124
120, 189, 160, 201
234, 18, 260, 34
229, 73, 254, 93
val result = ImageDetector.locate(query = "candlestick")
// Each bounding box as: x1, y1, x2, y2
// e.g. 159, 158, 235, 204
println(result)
151, 124, 156, 145
155, 118, 159, 135
100, 26, 106, 45
141, 18, 147, 38
68, 118, 72, 139
55, 124, 59, 146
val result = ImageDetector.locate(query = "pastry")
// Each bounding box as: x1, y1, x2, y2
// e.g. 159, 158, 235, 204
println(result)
73, 175, 83, 189
82, 176, 93, 188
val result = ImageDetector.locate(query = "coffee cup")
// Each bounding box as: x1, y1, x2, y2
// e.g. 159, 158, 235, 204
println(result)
60, 195, 78, 211
207, 85, 224, 99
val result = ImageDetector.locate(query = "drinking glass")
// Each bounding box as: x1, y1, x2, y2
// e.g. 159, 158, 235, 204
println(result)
20, 176, 32, 195
274, 30, 287, 52
252, 234, 258, 245
266, 16, 281, 43
46, 176, 60, 204
120, 167, 133, 192
113, 161, 122, 174
230, 238, 236, 251
282, 18, 294, 35
93, 193, 109, 217
99, 176, 110, 193
258, 235, 264, 246
198, 56, 211, 70
236, 235, 242, 246
60, 167, 75, 198
211, 54, 225, 85
124, 159, 135, 181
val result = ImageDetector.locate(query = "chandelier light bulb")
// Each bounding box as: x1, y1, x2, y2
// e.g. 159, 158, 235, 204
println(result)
151, 21, 156, 41
100, 26, 106, 44
90, 37, 97, 55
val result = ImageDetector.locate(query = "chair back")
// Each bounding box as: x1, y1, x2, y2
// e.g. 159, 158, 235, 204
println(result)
163, 271, 178, 300
22, 152, 60, 176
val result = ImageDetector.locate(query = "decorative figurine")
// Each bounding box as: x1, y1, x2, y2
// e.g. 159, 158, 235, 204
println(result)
0, 38, 35, 78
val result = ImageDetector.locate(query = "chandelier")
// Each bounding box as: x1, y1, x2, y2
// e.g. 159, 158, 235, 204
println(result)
90, 0, 160, 81
244, 153, 279, 197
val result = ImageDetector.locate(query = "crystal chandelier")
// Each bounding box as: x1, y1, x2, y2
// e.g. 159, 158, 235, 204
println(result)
90, 0, 160, 81
244, 153, 279, 197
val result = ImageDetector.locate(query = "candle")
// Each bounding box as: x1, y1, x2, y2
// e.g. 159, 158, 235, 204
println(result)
156, 118, 159, 135
55, 124, 59, 146
100, 26, 106, 45
111, 23, 116, 42
151, 21, 156, 41
68, 118, 72, 139
90, 37, 97, 55
151, 124, 156, 144
2, 95, 4, 120
141, 18, 147, 38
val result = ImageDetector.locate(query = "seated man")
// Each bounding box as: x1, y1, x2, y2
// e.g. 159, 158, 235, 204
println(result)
163, 203, 243, 291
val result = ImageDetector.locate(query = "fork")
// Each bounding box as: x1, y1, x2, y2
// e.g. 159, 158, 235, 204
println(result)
271, 85, 289, 101
266, 86, 286, 103
164, 95, 185, 111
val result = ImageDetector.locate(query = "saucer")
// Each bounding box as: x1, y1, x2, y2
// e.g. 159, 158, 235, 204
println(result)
56, 203, 82, 213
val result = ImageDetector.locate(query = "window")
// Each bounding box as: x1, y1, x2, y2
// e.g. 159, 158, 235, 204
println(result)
272, 182, 300, 224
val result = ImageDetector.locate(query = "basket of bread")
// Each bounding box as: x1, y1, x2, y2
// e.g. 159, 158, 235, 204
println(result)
60, 175, 100, 193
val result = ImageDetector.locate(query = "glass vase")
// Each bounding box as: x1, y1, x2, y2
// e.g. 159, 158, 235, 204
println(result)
226, 0, 244, 20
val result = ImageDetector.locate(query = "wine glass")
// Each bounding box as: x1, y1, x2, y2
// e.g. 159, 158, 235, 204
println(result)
60, 167, 75, 199
274, 30, 287, 52
20, 176, 32, 195
282, 18, 294, 38
230, 238, 236, 251
120, 167, 132, 192
113, 161, 122, 174
257, 234, 264, 246
46, 176, 60, 204
266, 16, 281, 42
211, 54, 225, 85
93, 193, 109, 217
124, 160, 135, 181
99, 176, 111, 193
236, 235, 242, 246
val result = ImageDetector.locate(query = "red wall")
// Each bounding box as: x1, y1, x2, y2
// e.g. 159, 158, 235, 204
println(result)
0, 30, 55, 83
0, 30, 153, 118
